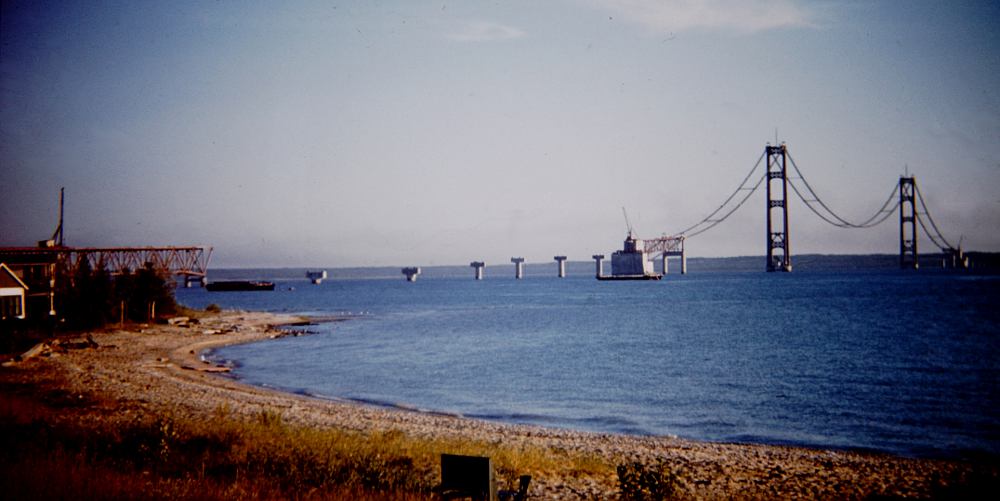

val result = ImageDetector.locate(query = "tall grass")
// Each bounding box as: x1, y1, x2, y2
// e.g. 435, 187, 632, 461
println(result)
0, 388, 610, 500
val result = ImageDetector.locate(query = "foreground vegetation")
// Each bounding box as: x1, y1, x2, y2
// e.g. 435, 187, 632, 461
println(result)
5, 380, 995, 500
56, 259, 178, 329
2, 259, 180, 351
0, 380, 611, 500
3, 303, 996, 499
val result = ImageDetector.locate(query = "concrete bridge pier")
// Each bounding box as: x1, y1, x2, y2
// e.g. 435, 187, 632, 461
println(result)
592, 254, 605, 278
470, 261, 485, 280
554, 256, 567, 278
660, 250, 687, 275
402, 267, 421, 282
184, 276, 207, 288
511, 257, 525, 279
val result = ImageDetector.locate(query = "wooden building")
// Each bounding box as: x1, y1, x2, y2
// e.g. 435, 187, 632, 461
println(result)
0, 263, 30, 320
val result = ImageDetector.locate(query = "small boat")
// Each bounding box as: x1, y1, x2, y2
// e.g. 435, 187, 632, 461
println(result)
206, 280, 275, 292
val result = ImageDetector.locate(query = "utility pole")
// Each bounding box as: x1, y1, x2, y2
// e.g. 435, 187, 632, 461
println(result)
50, 187, 65, 246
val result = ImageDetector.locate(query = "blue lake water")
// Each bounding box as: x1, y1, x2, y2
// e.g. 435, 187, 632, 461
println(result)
176, 269, 1000, 460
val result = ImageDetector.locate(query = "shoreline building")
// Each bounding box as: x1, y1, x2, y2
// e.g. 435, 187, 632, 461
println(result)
0, 263, 30, 321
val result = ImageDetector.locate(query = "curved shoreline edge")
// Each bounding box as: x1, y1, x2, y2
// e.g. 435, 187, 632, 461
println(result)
3, 310, 993, 498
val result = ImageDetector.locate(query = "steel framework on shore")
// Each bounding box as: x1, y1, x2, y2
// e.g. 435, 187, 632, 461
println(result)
0, 246, 212, 284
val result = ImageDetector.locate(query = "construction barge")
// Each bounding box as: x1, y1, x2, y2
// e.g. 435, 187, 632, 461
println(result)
206, 280, 275, 292
597, 232, 662, 281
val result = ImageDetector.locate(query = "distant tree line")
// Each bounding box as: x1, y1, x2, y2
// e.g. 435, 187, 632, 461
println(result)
55, 260, 178, 330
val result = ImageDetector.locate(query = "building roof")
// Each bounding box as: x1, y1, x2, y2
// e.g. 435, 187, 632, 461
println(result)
0, 263, 29, 290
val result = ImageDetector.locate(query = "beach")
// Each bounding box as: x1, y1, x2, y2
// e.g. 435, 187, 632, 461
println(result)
1, 311, 993, 499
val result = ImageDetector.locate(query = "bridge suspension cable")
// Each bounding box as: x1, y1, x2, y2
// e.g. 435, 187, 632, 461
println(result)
668, 144, 958, 259
785, 150, 956, 251
785, 151, 898, 229
913, 183, 955, 251
672, 151, 766, 238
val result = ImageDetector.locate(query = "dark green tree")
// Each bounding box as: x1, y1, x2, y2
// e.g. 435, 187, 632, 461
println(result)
52, 258, 73, 327
55, 258, 116, 330
70, 257, 96, 329
129, 263, 177, 322
114, 268, 135, 323
51, 260, 179, 328
90, 260, 115, 327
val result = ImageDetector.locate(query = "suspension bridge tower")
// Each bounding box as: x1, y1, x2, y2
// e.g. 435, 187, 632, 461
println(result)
765, 144, 792, 272
898, 176, 918, 269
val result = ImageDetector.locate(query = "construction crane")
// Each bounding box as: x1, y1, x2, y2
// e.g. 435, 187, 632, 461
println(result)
622, 207, 635, 238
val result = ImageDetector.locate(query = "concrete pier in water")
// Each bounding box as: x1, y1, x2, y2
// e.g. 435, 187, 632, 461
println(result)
306, 270, 328, 284
661, 252, 687, 275
402, 267, 421, 282
592, 254, 605, 278
511, 257, 525, 279
554, 256, 567, 278
470, 261, 485, 280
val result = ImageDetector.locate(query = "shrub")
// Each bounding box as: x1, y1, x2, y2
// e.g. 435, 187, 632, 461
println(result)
617, 460, 681, 500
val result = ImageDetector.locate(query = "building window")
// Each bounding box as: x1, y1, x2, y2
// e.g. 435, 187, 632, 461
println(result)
1, 295, 23, 320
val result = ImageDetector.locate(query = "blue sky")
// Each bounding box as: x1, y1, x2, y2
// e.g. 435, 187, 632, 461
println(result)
2, 1, 998, 267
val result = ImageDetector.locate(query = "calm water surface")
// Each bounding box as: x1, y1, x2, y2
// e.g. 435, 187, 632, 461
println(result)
177, 270, 1000, 460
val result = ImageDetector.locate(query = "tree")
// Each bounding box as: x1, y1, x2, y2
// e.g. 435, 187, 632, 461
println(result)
115, 268, 135, 323
53, 260, 179, 328
90, 260, 114, 327
69, 257, 97, 329
129, 263, 177, 322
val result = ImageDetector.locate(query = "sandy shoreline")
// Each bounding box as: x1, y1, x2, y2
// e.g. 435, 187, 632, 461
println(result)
2, 311, 993, 499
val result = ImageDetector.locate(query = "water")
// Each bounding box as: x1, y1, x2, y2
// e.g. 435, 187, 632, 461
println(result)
176, 270, 1000, 460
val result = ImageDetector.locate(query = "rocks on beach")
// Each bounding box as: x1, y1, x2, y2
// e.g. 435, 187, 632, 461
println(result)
1, 311, 992, 499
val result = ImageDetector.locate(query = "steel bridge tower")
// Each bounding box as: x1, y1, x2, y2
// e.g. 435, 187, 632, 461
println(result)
765, 144, 792, 272
899, 176, 918, 269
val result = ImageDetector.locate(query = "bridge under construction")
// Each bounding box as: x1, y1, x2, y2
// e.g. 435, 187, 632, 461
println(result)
630, 142, 969, 274
0, 188, 212, 286
0, 246, 212, 285
0, 188, 213, 321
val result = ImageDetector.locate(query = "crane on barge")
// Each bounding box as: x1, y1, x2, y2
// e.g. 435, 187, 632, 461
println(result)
597, 208, 663, 280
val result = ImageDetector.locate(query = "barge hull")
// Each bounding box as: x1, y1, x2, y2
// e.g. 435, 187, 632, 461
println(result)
206, 281, 275, 292
597, 274, 662, 281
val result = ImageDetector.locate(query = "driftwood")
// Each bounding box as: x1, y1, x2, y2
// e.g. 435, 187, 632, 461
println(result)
19, 342, 50, 360
167, 316, 190, 326
180, 364, 231, 373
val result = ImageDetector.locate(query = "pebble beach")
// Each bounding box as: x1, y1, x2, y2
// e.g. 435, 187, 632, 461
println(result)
2, 311, 993, 499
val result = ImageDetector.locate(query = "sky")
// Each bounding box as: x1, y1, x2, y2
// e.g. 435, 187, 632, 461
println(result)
2, 0, 998, 268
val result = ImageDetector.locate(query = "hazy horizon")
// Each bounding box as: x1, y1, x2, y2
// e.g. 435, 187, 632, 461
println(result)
3, 1, 998, 267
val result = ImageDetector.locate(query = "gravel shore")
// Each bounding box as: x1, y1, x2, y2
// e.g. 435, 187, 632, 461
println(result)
2, 311, 993, 499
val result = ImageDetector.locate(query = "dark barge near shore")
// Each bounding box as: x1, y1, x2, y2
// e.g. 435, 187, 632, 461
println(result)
206, 280, 275, 292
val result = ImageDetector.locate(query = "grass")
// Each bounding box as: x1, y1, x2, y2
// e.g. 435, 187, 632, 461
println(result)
2, 378, 997, 500
0, 385, 612, 500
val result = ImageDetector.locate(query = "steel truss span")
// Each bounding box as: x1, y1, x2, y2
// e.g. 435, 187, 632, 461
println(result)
0, 246, 213, 283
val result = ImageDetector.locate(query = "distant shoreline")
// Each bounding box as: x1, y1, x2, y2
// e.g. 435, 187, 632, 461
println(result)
201, 252, 1000, 280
